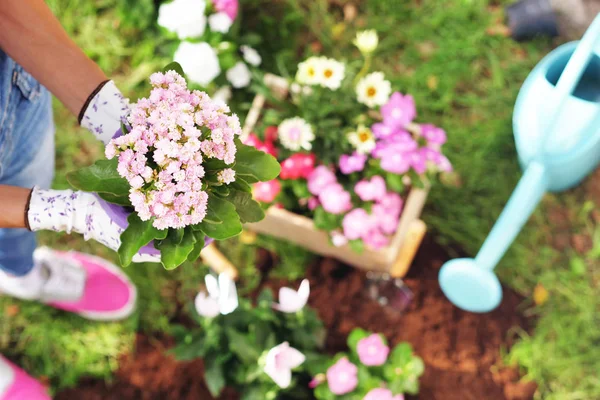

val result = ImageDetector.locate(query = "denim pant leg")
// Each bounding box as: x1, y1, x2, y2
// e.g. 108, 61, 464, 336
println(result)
0, 51, 55, 276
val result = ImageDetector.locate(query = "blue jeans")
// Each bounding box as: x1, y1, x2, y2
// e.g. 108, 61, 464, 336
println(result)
0, 50, 54, 276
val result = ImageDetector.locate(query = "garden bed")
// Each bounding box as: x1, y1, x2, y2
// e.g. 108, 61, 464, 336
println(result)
55, 238, 536, 400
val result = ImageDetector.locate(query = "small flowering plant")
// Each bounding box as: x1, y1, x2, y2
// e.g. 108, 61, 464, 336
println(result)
68, 63, 280, 269
158, 0, 262, 90
309, 328, 424, 399
171, 278, 326, 399
246, 30, 451, 252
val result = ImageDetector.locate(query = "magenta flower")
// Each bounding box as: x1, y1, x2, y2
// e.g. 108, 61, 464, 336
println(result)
326, 357, 358, 395
364, 388, 404, 400
381, 92, 416, 129
211, 0, 238, 21
354, 176, 387, 202
342, 208, 371, 240
363, 229, 390, 250
379, 192, 403, 215
339, 152, 367, 175
357, 334, 390, 366
253, 180, 281, 203
421, 147, 453, 172
371, 122, 396, 139
319, 184, 352, 214
380, 151, 410, 174
421, 124, 447, 147
408, 150, 427, 174
280, 153, 316, 180
373, 204, 399, 234
308, 196, 320, 210
307, 166, 337, 196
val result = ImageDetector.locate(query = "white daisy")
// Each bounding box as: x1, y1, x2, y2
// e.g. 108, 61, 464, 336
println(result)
158, 0, 207, 39
240, 45, 262, 66
174, 41, 221, 86
353, 30, 379, 54
348, 125, 376, 154
208, 12, 233, 33
320, 58, 346, 90
356, 72, 392, 108
226, 62, 251, 88
295, 56, 324, 86
278, 117, 315, 151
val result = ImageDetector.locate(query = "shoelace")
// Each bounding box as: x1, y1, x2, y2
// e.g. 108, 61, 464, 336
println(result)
39, 254, 87, 303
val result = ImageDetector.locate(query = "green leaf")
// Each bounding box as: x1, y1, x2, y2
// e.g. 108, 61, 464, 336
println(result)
348, 239, 364, 254
313, 207, 342, 231
347, 328, 369, 354
257, 289, 274, 306
233, 138, 281, 182
155, 228, 196, 270
314, 384, 336, 400
118, 214, 166, 267
225, 328, 261, 363
196, 195, 243, 240
187, 231, 206, 262
225, 190, 265, 223
385, 173, 405, 193
230, 177, 253, 192
161, 61, 185, 76
98, 192, 131, 207
389, 342, 414, 367
67, 159, 129, 196
204, 355, 226, 397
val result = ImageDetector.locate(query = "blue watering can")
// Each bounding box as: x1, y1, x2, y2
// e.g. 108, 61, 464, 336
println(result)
439, 13, 600, 313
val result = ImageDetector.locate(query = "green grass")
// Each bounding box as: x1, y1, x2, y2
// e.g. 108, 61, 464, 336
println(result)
0, 0, 598, 398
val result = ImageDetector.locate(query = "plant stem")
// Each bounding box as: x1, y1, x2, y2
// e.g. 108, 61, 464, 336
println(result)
354, 55, 372, 86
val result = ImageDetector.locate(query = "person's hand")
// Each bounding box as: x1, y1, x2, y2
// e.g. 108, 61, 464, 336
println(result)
27, 187, 159, 263
79, 81, 130, 145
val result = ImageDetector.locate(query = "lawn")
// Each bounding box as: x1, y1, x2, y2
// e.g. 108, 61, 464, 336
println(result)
0, 0, 598, 399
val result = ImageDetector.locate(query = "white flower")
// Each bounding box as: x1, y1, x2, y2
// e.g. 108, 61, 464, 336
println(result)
208, 12, 233, 33
240, 45, 262, 66
226, 62, 251, 88
348, 125, 376, 154
295, 56, 324, 86
320, 58, 346, 90
158, 0, 207, 39
201, 273, 238, 315
353, 30, 379, 54
264, 342, 306, 388
272, 279, 310, 313
174, 42, 221, 86
212, 86, 232, 103
356, 72, 391, 108
331, 231, 348, 247
278, 117, 315, 151
194, 292, 220, 318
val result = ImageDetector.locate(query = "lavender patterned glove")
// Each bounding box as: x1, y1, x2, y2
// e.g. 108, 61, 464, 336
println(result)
79, 81, 130, 144
27, 187, 159, 263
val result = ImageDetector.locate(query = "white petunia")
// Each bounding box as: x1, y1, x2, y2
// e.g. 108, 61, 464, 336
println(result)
356, 72, 392, 108
204, 273, 239, 315
320, 58, 346, 90
353, 30, 379, 54
240, 45, 262, 66
348, 125, 376, 154
295, 56, 324, 86
226, 62, 251, 88
272, 279, 310, 313
158, 0, 207, 39
174, 41, 221, 86
194, 292, 220, 318
278, 117, 315, 151
208, 12, 233, 33
264, 342, 306, 389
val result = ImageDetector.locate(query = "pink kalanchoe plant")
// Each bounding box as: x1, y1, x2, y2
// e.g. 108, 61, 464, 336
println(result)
357, 334, 390, 366
326, 357, 358, 395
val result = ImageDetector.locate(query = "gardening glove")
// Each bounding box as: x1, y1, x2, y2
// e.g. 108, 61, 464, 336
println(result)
79, 80, 130, 144
26, 187, 160, 263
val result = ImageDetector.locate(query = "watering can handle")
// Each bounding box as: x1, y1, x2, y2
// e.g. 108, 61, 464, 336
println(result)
544, 13, 600, 152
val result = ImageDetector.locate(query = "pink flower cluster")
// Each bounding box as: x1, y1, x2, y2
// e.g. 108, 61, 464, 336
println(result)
106, 70, 241, 230
342, 177, 403, 250
280, 153, 316, 180
371, 92, 452, 175
307, 166, 352, 215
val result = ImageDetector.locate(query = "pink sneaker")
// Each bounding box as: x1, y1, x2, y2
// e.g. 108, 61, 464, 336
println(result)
0, 356, 50, 400
34, 247, 137, 321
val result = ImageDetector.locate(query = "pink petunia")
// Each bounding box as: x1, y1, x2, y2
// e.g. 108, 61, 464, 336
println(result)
356, 334, 390, 366
380, 92, 416, 129
307, 166, 337, 196
326, 357, 358, 395
319, 184, 352, 215
354, 176, 387, 202
339, 152, 367, 175
342, 208, 371, 241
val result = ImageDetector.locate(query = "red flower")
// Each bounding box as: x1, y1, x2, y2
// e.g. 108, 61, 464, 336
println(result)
264, 125, 278, 143
280, 153, 316, 180
244, 133, 278, 157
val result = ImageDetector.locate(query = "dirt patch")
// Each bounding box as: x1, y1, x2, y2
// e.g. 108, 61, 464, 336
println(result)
55, 238, 535, 400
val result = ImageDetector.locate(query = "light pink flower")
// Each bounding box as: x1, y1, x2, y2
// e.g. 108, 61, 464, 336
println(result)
308, 197, 320, 210
272, 279, 310, 313
194, 292, 220, 318
331, 230, 349, 247
307, 166, 337, 196
354, 176, 387, 202
211, 0, 238, 22
371, 122, 397, 139
363, 229, 390, 250
218, 168, 236, 184
253, 180, 281, 203
319, 184, 352, 215
342, 208, 371, 240
373, 204, 399, 235
421, 124, 447, 147
339, 152, 367, 175
326, 357, 358, 395
364, 388, 404, 400
264, 342, 305, 388
357, 334, 390, 366
381, 92, 416, 129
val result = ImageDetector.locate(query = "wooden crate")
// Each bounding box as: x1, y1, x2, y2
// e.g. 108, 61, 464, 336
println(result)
203, 74, 428, 278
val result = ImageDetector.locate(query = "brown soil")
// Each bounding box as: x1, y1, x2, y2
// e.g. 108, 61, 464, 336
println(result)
55, 238, 536, 400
